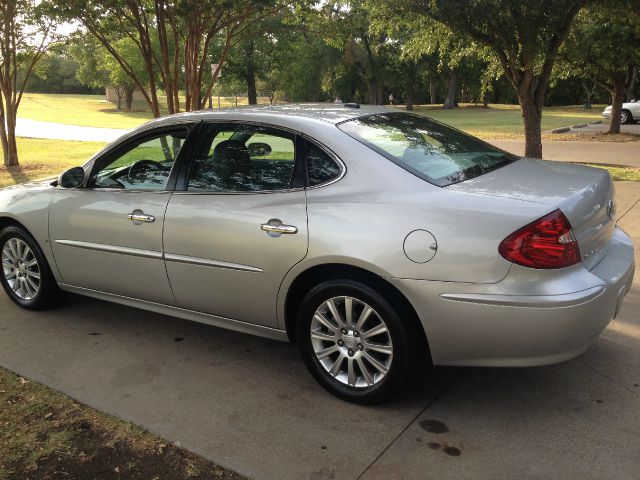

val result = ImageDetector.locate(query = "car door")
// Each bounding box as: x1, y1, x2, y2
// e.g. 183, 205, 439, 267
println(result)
162, 123, 308, 328
49, 125, 194, 304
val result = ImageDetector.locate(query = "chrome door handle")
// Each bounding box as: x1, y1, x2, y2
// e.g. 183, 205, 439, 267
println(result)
127, 211, 155, 224
261, 223, 298, 234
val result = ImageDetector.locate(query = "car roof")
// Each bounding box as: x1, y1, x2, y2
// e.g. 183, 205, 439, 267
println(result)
144, 103, 394, 128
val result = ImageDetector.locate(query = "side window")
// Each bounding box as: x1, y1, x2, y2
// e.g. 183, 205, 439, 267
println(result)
307, 142, 342, 186
188, 125, 296, 192
91, 130, 187, 190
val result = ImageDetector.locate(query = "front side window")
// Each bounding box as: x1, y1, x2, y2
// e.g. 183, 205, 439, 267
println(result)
188, 125, 296, 192
91, 130, 187, 190
338, 113, 517, 186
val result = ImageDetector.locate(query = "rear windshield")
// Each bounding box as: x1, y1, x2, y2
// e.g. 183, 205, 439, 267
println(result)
338, 112, 518, 186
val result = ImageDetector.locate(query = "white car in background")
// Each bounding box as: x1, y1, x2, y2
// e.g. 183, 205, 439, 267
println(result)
602, 100, 640, 124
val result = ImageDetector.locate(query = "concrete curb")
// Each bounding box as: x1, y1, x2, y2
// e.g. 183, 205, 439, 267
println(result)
551, 126, 571, 133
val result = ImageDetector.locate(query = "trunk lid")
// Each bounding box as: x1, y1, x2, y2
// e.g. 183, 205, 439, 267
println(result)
447, 158, 616, 270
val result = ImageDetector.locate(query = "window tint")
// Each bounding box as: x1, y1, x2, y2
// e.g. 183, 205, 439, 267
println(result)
188, 126, 296, 192
338, 113, 517, 186
92, 130, 186, 190
307, 142, 341, 186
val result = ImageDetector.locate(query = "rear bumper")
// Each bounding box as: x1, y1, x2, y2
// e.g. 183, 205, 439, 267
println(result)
391, 226, 635, 367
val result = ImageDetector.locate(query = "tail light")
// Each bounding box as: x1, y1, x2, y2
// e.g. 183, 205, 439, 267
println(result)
499, 210, 581, 269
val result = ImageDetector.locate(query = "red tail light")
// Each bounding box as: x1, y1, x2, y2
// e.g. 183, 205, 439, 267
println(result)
499, 210, 581, 269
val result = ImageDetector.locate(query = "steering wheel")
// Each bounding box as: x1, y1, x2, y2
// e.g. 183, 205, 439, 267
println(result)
127, 159, 165, 184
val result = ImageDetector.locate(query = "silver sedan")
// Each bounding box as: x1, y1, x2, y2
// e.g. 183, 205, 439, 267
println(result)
0, 104, 634, 403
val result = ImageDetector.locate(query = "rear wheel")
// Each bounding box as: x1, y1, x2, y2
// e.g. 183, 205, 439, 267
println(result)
0, 225, 58, 310
297, 279, 411, 404
621, 110, 632, 124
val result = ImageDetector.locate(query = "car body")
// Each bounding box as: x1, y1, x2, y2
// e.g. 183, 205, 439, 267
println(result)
0, 104, 635, 403
602, 100, 640, 123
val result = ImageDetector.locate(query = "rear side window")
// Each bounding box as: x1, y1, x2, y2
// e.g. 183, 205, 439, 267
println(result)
306, 142, 342, 186
188, 125, 296, 192
338, 113, 517, 186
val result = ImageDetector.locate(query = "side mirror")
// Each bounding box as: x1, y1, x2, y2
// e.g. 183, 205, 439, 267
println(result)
58, 166, 85, 189
247, 142, 272, 157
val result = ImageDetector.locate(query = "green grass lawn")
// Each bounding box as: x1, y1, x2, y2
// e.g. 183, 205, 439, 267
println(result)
0, 138, 106, 188
18, 93, 271, 130
414, 103, 605, 138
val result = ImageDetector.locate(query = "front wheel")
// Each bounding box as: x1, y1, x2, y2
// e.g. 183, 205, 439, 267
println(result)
297, 279, 411, 404
0, 225, 58, 310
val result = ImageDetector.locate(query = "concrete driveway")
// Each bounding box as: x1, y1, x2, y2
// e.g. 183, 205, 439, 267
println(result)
1, 184, 639, 479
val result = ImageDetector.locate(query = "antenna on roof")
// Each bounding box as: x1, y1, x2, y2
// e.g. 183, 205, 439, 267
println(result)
344, 103, 360, 109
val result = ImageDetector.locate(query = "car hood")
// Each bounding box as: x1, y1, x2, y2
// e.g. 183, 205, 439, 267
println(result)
0, 177, 56, 192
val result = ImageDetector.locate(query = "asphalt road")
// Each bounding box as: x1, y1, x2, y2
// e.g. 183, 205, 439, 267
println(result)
0, 183, 639, 480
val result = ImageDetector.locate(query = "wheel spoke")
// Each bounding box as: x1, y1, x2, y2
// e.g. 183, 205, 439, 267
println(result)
15, 239, 23, 259
2, 259, 14, 268
23, 278, 34, 297
7, 240, 19, 261
364, 342, 393, 355
316, 344, 339, 360
311, 330, 336, 342
356, 357, 374, 386
5, 270, 16, 280
11, 278, 21, 292
326, 298, 345, 327
362, 323, 388, 339
344, 297, 353, 328
347, 358, 357, 386
24, 259, 38, 269
329, 353, 345, 377
26, 270, 40, 281
20, 245, 31, 262
354, 305, 373, 331
313, 312, 337, 332
363, 352, 389, 374
25, 276, 38, 293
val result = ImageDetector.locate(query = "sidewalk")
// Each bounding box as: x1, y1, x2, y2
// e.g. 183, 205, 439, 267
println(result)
16, 118, 128, 142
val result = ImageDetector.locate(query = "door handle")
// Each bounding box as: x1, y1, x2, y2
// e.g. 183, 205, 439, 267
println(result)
260, 223, 298, 235
127, 211, 156, 224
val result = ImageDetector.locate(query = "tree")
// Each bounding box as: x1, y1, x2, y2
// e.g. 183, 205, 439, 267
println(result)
0, 1, 57, 166
562, 0, 640, 133
406, 0, 586, 158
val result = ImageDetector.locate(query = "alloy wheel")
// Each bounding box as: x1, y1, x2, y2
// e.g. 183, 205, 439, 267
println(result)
1, 238, 41, 300
310, 296, 393, 388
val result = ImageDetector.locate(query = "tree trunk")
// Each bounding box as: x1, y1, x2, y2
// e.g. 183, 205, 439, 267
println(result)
519, 94, 543, 158
125, 87, 134, 111
609, 84, 625, 134
406, 64, 416, 111
443, 71, 458, 109
116, 94, 122, 111
245, 40, 257, 105
429, 81, 436, 104
1, 109, 19, 166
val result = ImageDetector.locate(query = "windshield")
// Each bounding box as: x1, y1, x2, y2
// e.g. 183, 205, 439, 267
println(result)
338, 112, 518, 186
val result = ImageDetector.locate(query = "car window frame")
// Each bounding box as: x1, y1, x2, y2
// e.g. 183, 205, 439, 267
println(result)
85, 123, 199, 193
173, 121, 307, 195
302, 136, 346, 189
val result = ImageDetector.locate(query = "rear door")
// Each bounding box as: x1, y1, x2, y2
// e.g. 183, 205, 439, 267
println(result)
163, 123, 308, 327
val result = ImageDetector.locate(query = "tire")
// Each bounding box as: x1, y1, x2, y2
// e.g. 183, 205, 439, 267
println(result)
296, 279, 411, 404
0, 225, 59, 310
621, 110, 632, 124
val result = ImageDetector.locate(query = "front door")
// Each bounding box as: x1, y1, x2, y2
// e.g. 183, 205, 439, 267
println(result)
49, 127, 191, 304
163, 123, 308, 327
